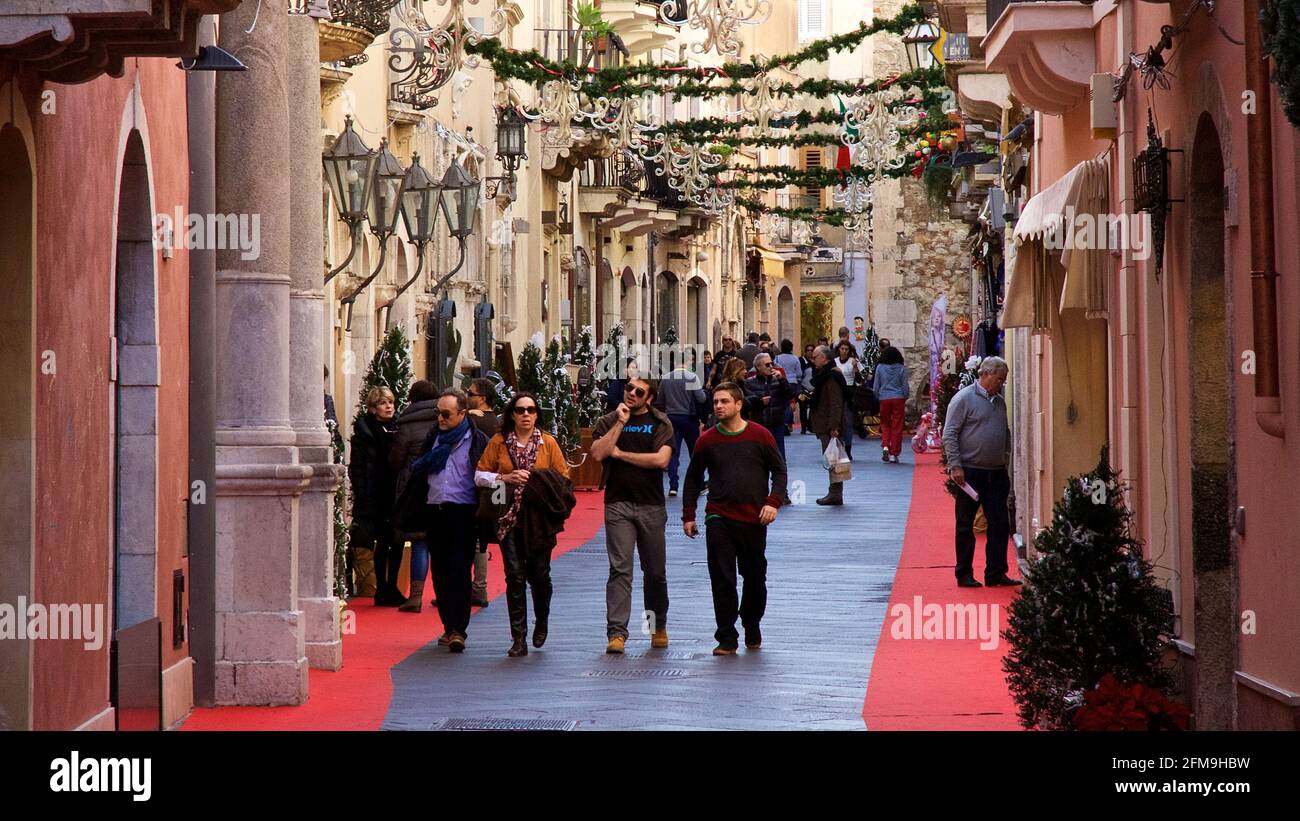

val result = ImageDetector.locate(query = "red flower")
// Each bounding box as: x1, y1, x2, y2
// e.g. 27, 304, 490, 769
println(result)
1074, 674, 1189, 731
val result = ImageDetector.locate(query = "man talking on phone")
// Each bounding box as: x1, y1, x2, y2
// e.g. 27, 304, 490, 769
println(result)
681, 382, 786, 656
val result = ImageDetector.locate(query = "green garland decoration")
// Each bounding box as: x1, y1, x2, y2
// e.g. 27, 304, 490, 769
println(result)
735, 197, 864, 227
467, 3, 931, 96
1262, 0, 1300, 128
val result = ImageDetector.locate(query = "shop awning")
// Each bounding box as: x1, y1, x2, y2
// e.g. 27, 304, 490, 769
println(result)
754, 246, 786, 280
1004, 155, 1110, 330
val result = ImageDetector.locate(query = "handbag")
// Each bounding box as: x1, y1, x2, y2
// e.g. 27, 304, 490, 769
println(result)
853, 383, 880, 416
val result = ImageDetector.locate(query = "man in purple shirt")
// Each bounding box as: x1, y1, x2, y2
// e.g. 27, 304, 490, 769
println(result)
415, 389, 489, 652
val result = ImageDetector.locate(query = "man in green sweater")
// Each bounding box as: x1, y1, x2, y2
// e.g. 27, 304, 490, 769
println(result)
682, 382, 787, 656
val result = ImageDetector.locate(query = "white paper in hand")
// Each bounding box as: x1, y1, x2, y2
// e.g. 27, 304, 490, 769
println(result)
960, 482, 980, 501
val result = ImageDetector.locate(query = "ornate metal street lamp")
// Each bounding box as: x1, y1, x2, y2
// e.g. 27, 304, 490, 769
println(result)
903, 19, 940, 72
483, 106, 528, 199
323, 115, 377, 283
341, 138, 407, 329
379, 153, 441, 327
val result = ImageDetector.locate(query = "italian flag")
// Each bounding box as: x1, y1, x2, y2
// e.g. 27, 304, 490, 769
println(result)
836, 96, 855, 180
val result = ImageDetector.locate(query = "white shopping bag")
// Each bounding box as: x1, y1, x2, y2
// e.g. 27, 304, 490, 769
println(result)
822, 438, 853, 482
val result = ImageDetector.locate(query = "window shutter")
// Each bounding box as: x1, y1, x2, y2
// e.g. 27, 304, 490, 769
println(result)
801, 147, 824, 210
799, 0, 826, 42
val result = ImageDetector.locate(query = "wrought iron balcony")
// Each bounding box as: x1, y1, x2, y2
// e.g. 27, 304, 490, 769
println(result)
580, 151, 646, 195
322, 0, 401, 64
534, 28, 627, 69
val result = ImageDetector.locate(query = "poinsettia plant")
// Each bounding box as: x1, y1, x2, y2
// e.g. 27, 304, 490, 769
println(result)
1073, 674, 1190, 731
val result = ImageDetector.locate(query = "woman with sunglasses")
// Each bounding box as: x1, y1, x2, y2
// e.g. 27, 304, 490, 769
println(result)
475, 392, 572, 657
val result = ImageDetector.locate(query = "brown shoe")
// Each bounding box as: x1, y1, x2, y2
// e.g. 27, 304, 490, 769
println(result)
437, 633, 450, 646
651, 628, 669, 649
447, 633, 465, 653
606, 635, 626, 654
398, 579, 425, 612
712, 644, 737, 656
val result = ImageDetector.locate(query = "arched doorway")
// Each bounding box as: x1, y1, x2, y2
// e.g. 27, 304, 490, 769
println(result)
112, 130, 161, 633
574, 247, 591, 333
777, 286, 794, 343
686, 275, 707, 344
655, 270, 678, 342
619, 265, 635, 337
1185, 112, 1236, 729
0, 119, 35, 730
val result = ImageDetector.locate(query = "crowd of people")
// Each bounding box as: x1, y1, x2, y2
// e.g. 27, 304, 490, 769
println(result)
342, 326, 1017, 658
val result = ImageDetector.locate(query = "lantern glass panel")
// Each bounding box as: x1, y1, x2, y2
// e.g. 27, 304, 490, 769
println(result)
325, 152, 377, 222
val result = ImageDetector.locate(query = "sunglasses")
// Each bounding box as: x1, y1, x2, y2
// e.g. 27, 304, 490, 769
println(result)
437, 409, 461, 419
466, 391, 481, 398
624, 385, 647, 398
513, 405, 538, 415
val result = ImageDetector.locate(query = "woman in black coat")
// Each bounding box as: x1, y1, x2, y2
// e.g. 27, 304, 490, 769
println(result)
388, 380, 440, 612
350, 386, 402, 605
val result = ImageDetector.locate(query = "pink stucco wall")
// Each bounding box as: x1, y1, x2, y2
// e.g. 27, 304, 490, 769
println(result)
27, 57, 191, 730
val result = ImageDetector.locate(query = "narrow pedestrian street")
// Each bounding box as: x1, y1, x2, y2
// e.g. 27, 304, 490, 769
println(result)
184, 432, 1019, 731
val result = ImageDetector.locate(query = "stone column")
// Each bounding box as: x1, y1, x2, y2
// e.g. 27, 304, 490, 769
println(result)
288, 12, 344, 671
213, 2, 310, 705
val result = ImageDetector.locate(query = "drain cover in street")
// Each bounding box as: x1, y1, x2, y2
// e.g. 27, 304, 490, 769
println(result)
584, 668, 688, 678
619, 651, 701, 660
435, 718, 577, 731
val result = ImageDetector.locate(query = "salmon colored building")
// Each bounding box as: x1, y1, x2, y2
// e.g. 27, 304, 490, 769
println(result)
0, 2, 239, 730
942, 0, 1300, 728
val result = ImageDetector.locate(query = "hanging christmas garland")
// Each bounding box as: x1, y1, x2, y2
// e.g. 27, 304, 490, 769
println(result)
466, 3, 931, 97
734, 197, 864, 227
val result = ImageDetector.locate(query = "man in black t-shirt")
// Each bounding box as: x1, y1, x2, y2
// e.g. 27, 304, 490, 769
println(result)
591, 377, 674, 654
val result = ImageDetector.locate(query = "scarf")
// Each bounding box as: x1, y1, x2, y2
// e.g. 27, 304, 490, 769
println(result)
425, 416, 471, 474
497, 428, 543, 542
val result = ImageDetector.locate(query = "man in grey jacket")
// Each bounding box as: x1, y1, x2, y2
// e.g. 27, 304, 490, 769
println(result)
942, 356, 1020, 588
660, 358, 707, 496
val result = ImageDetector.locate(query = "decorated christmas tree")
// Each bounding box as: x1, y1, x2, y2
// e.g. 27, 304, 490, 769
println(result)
573, 324, 605, 429
354, 325, 414, 421
1002, 448, 1175, 730
602, 321, 627, 384
515, 336, 579, 453
542, 334, 579, 453
861, 324, 881, 380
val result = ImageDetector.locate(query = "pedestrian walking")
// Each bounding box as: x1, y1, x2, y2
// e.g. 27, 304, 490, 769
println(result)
388, 380, 440, 613
941, 356, 1020, 589
408, 389, 489, 652
660, 358, 707, 497
590, 376, 675, 654
834, 339, 863, 458
808, 345, 847, 506
744, 353, 796, 487
465, 377, 501, 608
682, 383, 787, 656
736, 332, 761, 369
475, 392, 575, 657
798, 343, 816, 434
873, 346, 909, 464
773, 338, 802, 433
349, 387, 402, 605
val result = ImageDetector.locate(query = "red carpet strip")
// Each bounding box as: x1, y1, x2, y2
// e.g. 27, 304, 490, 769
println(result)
861, 451, 1023, 730
181, 490, 607, 731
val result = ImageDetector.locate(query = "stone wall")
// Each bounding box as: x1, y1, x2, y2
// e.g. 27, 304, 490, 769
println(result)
868, 176, 973, 425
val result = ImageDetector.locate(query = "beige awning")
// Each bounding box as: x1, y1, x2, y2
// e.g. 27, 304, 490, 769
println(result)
754, 246, 786, 280
1005, 155, 1111, 330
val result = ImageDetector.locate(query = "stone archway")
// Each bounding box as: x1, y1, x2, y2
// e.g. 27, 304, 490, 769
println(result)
0, 118, 35, 730
112, 130, 160, 632
777, 286, 795, 343
1185, 111, 1237, 729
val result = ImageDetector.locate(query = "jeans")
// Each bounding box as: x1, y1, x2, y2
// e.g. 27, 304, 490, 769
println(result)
840, 404, 856, 456
667, 414, 700, 491
410, 540, 429, 584
604, 501, 669, 639
878, 398, 906, 456
705, 516, 768, 648
954, 466, 1011, 581
425, 503, 477, 635
501, 530, 553, 639
798, 396, 812, 432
